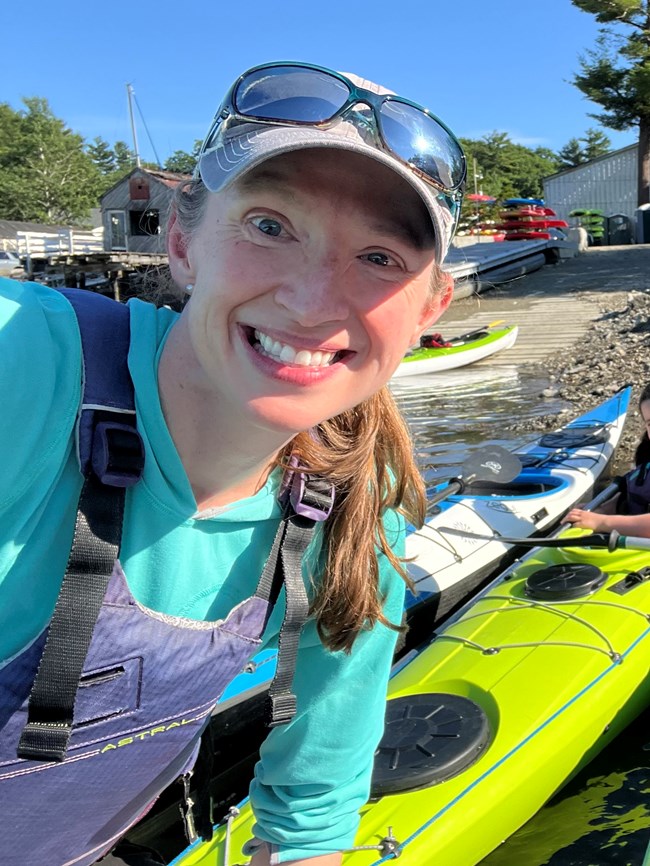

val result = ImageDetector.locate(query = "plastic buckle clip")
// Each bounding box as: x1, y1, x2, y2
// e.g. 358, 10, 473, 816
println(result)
91, 421, 145, 487
289, 473, 335, 522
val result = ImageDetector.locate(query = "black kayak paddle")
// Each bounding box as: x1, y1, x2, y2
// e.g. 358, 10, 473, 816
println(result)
429, 445, 523, 508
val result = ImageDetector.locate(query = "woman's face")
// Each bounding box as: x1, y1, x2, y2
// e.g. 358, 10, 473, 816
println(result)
168, 149, 451, 435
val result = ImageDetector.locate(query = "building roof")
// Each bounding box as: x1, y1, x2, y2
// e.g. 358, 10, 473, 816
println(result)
545, 142, 637, 181
0, 218, 82, 239
99, 166, 192, 202
142, 168, 192, 188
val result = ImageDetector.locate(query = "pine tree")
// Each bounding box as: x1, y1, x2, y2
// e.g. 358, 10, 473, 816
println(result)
571, 0, 650, 203
113, 140, 136, 172
87, 136, 116, 175
558, 138, 586, 167
581, 126, 612, 159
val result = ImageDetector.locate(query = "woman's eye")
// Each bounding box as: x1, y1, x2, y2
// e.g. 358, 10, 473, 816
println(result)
365, 252, 391, 267
252, 217, 283, 237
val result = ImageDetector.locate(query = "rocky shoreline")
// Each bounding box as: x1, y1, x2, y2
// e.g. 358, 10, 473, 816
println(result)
506, 288, 650, 474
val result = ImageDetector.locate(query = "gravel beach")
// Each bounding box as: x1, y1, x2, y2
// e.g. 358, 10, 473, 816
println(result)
448, 244, 650, 473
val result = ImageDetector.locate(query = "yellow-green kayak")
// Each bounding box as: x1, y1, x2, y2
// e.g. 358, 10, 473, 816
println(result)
172, 525, 650, 866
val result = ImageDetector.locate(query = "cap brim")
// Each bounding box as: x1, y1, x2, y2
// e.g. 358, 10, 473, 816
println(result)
198, 124, 453, 264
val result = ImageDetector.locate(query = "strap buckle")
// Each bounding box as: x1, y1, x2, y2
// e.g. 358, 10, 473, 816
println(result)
289, 473, 334, 522
92, 421, 145, 487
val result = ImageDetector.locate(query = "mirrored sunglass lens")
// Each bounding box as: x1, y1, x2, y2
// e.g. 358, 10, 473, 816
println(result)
379, 101, 464, 191
234, 66, 350, 124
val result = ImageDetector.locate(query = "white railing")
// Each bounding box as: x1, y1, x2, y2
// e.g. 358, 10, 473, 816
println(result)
13, 228, 104, 257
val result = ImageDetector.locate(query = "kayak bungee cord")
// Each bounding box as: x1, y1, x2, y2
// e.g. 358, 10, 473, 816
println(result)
435, 592, 650, 661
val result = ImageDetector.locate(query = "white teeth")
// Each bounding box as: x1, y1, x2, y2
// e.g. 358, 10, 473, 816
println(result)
252, 330, 337, 367
279, 344, 296, 363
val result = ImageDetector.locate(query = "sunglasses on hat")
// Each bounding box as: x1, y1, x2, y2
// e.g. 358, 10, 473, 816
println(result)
198, 62, 466, 198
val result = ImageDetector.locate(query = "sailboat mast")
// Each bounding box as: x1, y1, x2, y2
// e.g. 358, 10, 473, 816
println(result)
126, 83, 141, 168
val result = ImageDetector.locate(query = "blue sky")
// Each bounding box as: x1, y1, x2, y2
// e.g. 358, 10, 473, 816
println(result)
1, 0, 636, 164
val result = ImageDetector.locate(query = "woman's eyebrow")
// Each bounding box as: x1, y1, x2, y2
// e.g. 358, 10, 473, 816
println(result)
369, 217, 433, 251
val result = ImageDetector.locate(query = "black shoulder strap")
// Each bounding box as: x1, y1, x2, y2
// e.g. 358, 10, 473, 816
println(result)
186, 474, 334, 844
17, 289, 144, 762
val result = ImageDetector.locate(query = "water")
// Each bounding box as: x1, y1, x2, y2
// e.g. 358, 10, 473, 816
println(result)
390, 363, 557, 486
393, 365, 650, 865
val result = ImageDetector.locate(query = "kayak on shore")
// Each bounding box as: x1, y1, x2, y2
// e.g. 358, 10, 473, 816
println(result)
392, 324, 518, 378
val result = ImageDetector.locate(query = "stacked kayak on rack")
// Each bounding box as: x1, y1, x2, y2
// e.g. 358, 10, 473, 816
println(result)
392, 324, 518, 378
497, 198, 569, 241
570, 208, 605, 244
174, 430, 650, 866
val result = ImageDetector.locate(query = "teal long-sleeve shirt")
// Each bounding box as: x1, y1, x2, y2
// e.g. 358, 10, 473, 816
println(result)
0, 278, 406, 863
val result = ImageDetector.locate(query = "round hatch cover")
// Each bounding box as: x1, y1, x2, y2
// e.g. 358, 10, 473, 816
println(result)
525, 562, 606, 601
370, 693, 490, 797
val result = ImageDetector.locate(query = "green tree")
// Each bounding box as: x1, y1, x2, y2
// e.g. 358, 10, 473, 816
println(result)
164, 150, 196, 174
571, 0, 650, 203
0, 97, 101, 223
87, 136, 116, 175
113, 140, 136, 172
164, 139, 202, 174
460, 132, 560, 201
558, 137, 586, 167
581, 126, 612, 159
0, 102, 31, 219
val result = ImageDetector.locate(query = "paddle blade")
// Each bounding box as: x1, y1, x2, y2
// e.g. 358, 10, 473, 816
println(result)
455, 319, 506, 342
463, 445, 522, 485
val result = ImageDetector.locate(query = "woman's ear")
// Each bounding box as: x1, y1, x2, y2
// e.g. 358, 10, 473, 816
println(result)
409, 272, 454, 345
167, 210, 194, 287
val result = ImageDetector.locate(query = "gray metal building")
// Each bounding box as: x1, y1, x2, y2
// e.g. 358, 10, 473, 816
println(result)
543, 144, 637, 223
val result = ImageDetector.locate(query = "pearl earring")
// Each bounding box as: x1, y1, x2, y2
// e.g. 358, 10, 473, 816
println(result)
185, 283, 194, 294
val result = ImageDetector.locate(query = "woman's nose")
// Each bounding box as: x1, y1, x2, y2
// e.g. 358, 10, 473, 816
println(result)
274, 266, 351, 326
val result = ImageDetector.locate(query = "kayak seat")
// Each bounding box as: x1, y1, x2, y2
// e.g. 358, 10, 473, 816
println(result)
462, 479, 558, 497
370, 693, 490, 797
525, 563, 607, 601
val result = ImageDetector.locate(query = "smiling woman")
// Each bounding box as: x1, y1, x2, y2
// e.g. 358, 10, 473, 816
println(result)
0, 60, 465, 866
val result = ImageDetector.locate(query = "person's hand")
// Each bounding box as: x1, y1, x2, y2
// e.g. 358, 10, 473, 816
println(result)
565, 508, 609, 532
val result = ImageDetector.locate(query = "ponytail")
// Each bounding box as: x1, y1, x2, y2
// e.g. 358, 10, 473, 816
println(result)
280, 386, 425, 652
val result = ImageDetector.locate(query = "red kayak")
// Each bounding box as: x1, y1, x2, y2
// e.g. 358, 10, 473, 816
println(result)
497, 219, 568, 230
504, 231, 552, 240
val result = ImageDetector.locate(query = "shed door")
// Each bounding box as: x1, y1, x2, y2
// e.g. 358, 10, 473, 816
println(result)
108, 211, 127, 250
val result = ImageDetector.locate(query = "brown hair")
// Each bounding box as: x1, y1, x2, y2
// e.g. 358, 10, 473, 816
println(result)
171, 177, 445, 652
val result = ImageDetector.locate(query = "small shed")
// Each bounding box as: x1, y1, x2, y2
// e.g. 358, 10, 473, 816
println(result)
543, 144, 637, 223
100, 168, 190, 253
